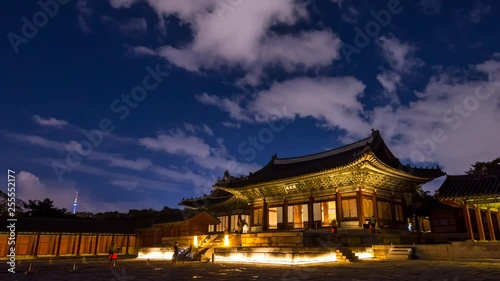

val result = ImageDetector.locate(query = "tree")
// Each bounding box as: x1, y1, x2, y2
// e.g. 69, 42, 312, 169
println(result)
465, 157, 500, 176
23, 198, 72, 218
0, 190, 26, 217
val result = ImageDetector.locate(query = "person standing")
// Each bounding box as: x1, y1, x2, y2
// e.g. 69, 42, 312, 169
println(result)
108, 241, 115, 263
370, 216, 376, 234
172, 242, 179, 264
331, 219, 338, 234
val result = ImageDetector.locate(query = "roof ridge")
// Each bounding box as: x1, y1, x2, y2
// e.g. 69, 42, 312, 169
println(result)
273, 131, 376, 164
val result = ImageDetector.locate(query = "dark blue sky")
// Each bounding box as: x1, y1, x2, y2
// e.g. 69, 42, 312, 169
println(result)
1, 0, 499, 212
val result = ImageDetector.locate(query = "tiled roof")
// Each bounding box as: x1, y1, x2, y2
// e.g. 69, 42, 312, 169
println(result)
437, 174, 500, 199
0, 217, 136, 234
179, 189, 233, 208
216, 130, 444, 189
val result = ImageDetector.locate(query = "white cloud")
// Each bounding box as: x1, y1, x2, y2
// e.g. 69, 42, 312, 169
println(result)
17, 170, 166, 212
369, 57, 500, 175
32, 115, 69, 127
184, 123, 197, 134
121, 0, 340, 85
222, 121, 241, 128
109, 0, 139, 8
195, 92, 251, 121
376, 72, 401, 93
198, 76, 369, 137
202, 124, 214, 136
5, 133, 66, 152
106, 156, 152, 170
376, 36, 422, 100
131, 45, 156, 56
377, 36, 421, 73
139, 129, 211, 157
17, 171, 77, 211
110, 180, 138, 190
77, 0, 93, 32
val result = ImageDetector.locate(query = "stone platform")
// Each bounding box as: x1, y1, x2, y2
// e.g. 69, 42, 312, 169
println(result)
1, 258, 499, 280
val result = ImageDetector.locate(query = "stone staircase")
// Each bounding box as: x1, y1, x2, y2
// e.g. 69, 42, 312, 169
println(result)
335, 247, 360, 263
387, 245, 416, 260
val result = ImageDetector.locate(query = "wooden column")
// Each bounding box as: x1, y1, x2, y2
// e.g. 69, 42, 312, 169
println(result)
391, 195, 397, 228
263, 200, 268, 231
94, 234, 99, 255
283, 198, 288, 231
357, 187, 365, 227
249, 203, 254, 229
372, 189, 379, 227
485, 209, 496, 241
56, 233, 62, 256
336, 189, 342, 227
308, 195, 314, 230
474, 205, 486, 241
76, 233, 83, 256
52, 234, 58, 255
33, 232, 41, 257
497, 212, 500, 234
463, 203, 474, 240
125, 235, 130, 255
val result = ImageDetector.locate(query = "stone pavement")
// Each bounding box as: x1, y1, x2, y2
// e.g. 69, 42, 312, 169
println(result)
1, 258, 499, 281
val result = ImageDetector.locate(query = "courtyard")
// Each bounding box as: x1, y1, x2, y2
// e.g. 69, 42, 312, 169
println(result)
1, 258, 499, 281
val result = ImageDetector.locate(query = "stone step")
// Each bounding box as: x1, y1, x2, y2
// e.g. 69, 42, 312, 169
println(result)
387, 247, 413, 260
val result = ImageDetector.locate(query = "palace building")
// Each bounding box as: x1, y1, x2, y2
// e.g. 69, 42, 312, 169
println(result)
180, 130, 444, 233
437, 174, 500, 241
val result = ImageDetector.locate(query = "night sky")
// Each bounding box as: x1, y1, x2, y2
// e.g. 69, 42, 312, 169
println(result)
1, 0, 499, 212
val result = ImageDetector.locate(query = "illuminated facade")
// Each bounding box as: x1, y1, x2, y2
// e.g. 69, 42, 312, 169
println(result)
437, 174, 500, 241
181, 130, 444, 233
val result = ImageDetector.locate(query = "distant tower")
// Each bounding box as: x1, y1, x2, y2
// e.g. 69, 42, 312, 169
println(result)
73, 191, 78, 214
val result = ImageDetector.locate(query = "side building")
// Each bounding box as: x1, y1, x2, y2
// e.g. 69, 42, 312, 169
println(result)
180, 130, 444, 233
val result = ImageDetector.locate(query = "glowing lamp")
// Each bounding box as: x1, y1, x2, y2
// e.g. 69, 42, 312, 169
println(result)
194, 236, 198, 246
224, 235, 229, 247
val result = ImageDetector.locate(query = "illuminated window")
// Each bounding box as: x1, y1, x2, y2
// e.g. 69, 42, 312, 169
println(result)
364, 199, 373, 218
253, 208, 263, 225
320, 201, 336, 226
292, 204, 308, 228
342, 199, 357, 218
217, 216, 228, 232
268, 207, 281, 229
230, 215, 239, 231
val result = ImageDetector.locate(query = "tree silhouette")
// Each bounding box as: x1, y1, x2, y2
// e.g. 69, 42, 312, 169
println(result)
23, 198, 72, 218
465, 157, 500, 176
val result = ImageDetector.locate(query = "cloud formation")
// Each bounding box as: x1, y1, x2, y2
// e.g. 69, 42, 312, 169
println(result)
117, 0, 341, 86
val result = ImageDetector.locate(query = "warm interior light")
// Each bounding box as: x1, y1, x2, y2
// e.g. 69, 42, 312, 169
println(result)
354, 251, 374, 259
214, 252, 338, 265
224, 235, 229, 247
194, 236, 198, 247
137, 249, 173, 260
